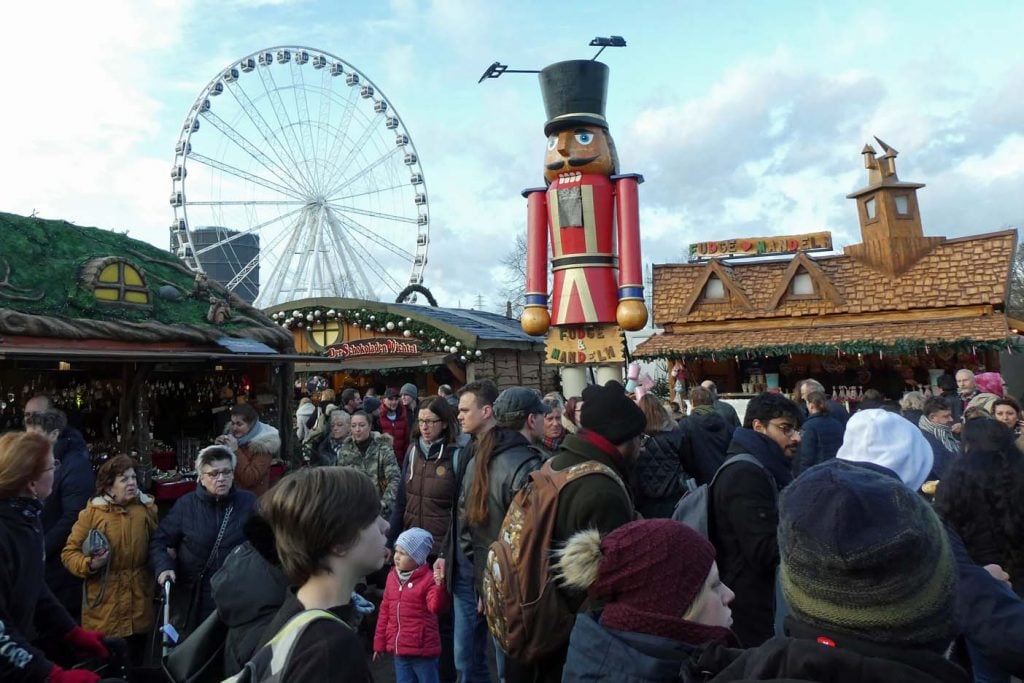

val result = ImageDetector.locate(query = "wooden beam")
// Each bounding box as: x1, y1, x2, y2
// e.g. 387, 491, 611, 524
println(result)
665, 304, 996, 334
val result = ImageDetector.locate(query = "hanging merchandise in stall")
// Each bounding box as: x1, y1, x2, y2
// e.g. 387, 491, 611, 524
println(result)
0, 211, 296, 496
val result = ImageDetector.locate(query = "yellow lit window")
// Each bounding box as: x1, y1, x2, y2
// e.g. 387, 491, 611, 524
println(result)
92, 261, 150, 306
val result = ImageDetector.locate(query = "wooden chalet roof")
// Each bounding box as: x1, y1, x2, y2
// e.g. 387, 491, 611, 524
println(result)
636, 229, 1017, 358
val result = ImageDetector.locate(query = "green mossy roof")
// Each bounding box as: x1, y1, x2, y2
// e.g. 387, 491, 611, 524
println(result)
0, 211, 289, 349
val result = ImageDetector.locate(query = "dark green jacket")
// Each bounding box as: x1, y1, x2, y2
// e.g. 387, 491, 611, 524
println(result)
549, 433, 635, 610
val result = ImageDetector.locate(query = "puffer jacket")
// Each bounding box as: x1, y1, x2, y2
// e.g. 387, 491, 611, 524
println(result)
634, 429, 689, 519
234, 422, 280, 496
150, 484, 256, 620
0, 497, 76, 683
459, 428, 543, 593
388, 438, 459, 556
794, 412, 844, 475
213, 527, 289, 675
379, 404, 412, 467
41, 427, 94, 618
338, 432, 401, 517
564, 611, 707, 682
709, 624, 968, 682
678, 407, 730, 485
373, 563, 448, 657
61, 493, 158, 637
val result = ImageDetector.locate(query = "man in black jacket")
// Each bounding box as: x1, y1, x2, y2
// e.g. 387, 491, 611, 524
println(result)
434, 380, 498, 683
24, 399, 94, 622
710, 392, 800, 647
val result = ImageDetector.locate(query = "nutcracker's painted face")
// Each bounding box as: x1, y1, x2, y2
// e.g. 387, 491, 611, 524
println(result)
543, 125, 616, 183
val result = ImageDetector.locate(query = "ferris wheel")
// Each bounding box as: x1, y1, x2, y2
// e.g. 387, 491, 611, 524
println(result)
169, 46, 430, 307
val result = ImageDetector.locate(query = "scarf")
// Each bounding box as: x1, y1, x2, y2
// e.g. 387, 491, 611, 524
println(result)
578, 429, 627, 469
918, 415, 960, 453
599, 607, 737, 648
236, 420, 267, 447
542, 432, 564, 452
397, 568, 416, 584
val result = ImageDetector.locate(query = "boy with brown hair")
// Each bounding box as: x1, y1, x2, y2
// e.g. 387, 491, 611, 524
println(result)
245, 467, 389, 682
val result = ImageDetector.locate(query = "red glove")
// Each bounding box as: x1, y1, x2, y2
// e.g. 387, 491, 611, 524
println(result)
63, 626, 109, 660
48, 665, 100, 683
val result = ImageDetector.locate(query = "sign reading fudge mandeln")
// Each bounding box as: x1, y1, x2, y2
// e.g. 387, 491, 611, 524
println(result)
688, 231, 833, 261
544, 323, 625, 365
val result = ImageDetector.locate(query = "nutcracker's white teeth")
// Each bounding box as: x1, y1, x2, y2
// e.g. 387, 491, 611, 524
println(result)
558, 171, 582, 185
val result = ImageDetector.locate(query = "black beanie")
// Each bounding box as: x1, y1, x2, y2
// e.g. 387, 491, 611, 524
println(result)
580, 380, 646, 445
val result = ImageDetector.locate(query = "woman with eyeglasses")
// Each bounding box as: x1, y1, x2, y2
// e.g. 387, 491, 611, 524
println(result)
150, 445, 256, 639
337, 411, 401, 518
387, 396, 461, 556
385, 396, 461, 681
62, 455, 157, 668
0, 431, 112, 683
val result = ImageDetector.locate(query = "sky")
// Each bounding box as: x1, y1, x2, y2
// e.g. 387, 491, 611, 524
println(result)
2, 0, 1023, 313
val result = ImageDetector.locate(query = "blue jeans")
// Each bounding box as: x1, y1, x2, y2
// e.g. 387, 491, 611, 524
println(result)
395, 655, 440, 683
452, 551, 491, 683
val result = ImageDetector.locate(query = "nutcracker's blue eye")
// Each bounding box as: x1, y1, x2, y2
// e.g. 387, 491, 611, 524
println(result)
574, 132, 594, 145
546, 136, 557, 150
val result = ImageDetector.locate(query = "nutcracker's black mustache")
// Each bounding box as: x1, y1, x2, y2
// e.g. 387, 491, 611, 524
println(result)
546, 155, 600, 170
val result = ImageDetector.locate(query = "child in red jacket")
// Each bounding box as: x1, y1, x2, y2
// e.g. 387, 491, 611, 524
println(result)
373, 527, 448, 683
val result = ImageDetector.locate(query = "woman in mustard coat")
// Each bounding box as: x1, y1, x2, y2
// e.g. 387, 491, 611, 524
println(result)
63, 455, 158, 664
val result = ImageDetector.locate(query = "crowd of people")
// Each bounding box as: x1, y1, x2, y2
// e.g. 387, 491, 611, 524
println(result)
1, 370, 1023, 682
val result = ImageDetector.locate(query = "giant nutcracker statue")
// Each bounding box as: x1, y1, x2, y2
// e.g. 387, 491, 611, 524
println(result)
484, 51, 648, 396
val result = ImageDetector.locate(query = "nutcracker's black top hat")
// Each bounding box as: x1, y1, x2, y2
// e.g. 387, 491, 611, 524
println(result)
540, 60, 609, 136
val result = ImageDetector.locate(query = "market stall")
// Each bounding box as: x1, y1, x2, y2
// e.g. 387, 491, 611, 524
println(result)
0, 211, 296, 498
264, 298, 552, 396
635, 142, 1019, 406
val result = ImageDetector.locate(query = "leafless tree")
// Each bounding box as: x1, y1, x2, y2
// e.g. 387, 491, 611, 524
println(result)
498, 233, 528, 317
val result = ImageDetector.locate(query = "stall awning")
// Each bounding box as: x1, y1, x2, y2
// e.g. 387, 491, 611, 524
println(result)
635, 315, 1013, 358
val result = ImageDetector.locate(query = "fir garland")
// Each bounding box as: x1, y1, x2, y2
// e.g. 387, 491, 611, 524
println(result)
634, 337, 1021, 361
272, 305, 485, 364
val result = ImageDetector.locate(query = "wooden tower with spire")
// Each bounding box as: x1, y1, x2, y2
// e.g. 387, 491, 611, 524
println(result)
844, 138, 944, 276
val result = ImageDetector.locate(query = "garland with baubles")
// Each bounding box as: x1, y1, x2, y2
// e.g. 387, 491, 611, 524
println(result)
635, 337, 1021, 362
271, 306, 485, 364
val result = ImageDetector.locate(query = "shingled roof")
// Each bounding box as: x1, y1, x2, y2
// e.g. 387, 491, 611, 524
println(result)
635, 230, 1017, 358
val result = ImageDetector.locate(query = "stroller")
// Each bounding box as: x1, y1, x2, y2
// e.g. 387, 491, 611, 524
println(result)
160, 580, 228, 683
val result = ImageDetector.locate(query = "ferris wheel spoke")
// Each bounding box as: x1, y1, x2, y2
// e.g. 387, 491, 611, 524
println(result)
319, 217, 353, 296
322, 86, 361, 188
257, 68, 319, 195
330, 182, 411, 202
322, 146, 402, 200
327, 202, 418, 225
323, 110, 384, 194
325, 210, 377, 300
315, 69, 334, 183
290, 63, 319, 191
192, 207, 305, 257
188, 152, 305, 201
329, 210, 414, 261
260, 208, 315, 306
347, 229, 405, 295
188, 200, 306, 206
200, 111, 308, 196
226, 80, 315, 195
331, 216, 405, 294
224, 221, 296, 291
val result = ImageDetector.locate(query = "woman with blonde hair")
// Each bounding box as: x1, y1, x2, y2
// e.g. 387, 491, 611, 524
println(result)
62, 455, 158, 667
0, 431, 111, 683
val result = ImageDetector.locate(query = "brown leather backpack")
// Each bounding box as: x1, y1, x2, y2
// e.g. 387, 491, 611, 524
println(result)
482, 459, 628, 663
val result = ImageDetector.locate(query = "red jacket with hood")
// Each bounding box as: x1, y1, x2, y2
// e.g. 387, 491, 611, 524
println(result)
373, 563, 449, 657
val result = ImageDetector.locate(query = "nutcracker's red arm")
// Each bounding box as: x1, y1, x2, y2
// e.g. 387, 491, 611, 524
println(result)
612, 174, 648, 330
521, 187, 551, 335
